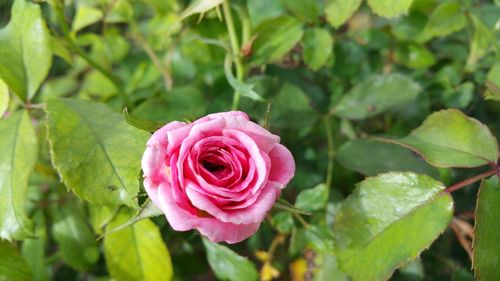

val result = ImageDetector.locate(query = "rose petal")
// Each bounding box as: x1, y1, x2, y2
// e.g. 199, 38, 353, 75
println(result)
155, 181, 260, 243
268, 144, 295, 188
148, 121, 187, 146
186, 181, 280, 224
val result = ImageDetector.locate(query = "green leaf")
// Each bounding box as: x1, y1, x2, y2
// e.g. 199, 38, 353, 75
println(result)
332, 74, 421, 120
424, 2, 466, 37
367, 0, 414, 18
0, 78, 8, 118
283, 0, 319, 23
50, 201, 99, 271
271, 211, 294, 234
302, 28, 333, 71
0, 111, 36, 240
202, 238, 259, 281
325, 0, 362, 27
0, 0, 52, 101
473, 177, 500, 281
181, 0, 223, 20
247, 0, 285, 27
72, 6, 103, 32
333, 172, 453, 281
484, 62, 500, 102
104, 209, 173, 281
123, 107, 166, 132
395, 43, 436, 69
251, 16, 304, 65
465, 15, 496, 72
380, 109, 499, 168
295, 184, 329, 211
337, 139, 439, 178
105, 0, 134, 23
270, 83, 317, 129
0, 240, 32, 281
99, 199, 163, 238
21, 212, 51, 281
311, 250, 349, 281
46, 98, 149, 206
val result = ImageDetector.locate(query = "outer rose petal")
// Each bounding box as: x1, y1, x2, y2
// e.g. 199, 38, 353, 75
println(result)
268, 144, 295, 188
155, 182, 260, 243
142, 121, 186, 183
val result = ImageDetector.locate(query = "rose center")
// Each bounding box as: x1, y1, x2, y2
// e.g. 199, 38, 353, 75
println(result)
201, 159, 229, 178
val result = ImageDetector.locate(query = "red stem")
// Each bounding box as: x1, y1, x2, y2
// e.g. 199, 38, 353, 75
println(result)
444, 168, 497, 193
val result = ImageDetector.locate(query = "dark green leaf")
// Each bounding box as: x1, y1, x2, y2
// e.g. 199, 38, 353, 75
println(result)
337, 139, 439, 178
473, 177, 500, 281
270, 83, 317, 129
334, 172, 453, 281
380, 109, 499, 168
46, 98, 149, 206
0, 0, 52, 101
0, 111, 36, 240
202, 238, 258, 281
332, 74, 421, 120
104, 209, 173, 281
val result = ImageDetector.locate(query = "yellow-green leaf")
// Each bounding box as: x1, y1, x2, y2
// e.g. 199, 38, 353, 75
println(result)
0, 0, 52, 101
0, 111, 37, 240
104, 209, 173, 281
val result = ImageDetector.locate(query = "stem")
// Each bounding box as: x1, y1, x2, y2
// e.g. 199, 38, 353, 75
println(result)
324, 116, 335, 189
444, 169, 497, 193
222, 0, 244, 110
55, 7, 131, 107
293, 212, 309, 228
129, 27, 173, 91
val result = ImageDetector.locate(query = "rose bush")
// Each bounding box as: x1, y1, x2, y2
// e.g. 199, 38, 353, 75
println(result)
141, 111, 295, 243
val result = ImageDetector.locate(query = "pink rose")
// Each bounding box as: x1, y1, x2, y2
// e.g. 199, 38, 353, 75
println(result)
141, 111, 295, 243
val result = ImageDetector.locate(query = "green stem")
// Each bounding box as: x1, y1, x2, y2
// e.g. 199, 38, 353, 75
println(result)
222, 0, 244, 110
293, 212, 309, 229
444, 168, 497, 193
55, 7, 131, 107
324, 116, 335, 189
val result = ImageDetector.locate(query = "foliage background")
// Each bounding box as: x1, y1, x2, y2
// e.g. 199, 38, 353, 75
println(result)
0, 0, 499, 280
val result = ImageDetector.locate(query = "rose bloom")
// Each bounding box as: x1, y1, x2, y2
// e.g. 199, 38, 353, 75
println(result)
141, 111, 295, 243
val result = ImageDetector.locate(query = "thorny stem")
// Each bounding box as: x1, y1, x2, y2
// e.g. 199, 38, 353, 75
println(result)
222, 0, 244, 110
444, 168, 497, 193
55, 6, 131, 107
